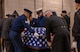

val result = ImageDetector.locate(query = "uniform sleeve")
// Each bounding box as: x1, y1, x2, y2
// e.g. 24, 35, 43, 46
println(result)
22, 19, 35, 33
72, 13, 80, 39
2, 19, 11, 36
65, 16, 70, 25
0, 19, 5, 31
45, 19, 52, 42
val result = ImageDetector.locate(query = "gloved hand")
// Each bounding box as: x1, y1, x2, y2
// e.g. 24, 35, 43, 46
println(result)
71, 41, 77, 48
21, 32, 25, 37
34, 32, 39, 37
47, 42, 52, 47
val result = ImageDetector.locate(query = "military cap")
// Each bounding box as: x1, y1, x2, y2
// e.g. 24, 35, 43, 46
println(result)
36, 8, 42, 14
52, 11, 57, 16
24, 8, 32, 15
75, 0, 80, 4
6, 14, 12, 16
12, 10, 19, 16
62, 10, 67, 14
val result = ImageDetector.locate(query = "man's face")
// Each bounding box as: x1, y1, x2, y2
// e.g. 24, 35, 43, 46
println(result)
24, 11, 30, 18
46, 12, 52, 18
61, 13, 65, 16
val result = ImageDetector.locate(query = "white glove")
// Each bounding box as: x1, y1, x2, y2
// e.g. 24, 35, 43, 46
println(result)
40, 34, 43, 36
34, 32, 39, 37
71, 41, 77, 48
21, 32, 25, 37
47, 42, 52, 47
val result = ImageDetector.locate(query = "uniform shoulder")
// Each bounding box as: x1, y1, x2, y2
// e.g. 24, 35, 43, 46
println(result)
51, 15, 59, 19
8, 17, 15, 19
17, 14, 25, 20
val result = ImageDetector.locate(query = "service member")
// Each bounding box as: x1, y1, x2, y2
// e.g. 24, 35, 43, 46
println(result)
9, 9, 38, 52
30, 16, 38, 27
36, 8, 46, 27
44, 10, 71, 52
72, 0, 80, 52
1, 14, 17, 52
61, 10, 70, 31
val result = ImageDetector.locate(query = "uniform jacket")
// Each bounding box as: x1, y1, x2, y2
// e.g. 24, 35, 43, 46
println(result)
60, 18, 67, 26
37, 16, 46, 27
46, 15, 67, 42
45, 15, 70, 52
0, 18, 6, 31
1, 17, 15, 39
64, 15, 70, 31
11, 14, 34, 33
72, 9, 80, 40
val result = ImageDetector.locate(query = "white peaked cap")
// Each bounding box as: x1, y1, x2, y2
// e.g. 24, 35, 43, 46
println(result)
36, 8, 42, 12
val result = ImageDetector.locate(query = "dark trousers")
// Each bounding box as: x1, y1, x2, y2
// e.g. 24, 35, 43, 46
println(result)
77, 39, 80, 52
3, 39, 14, 52
9, 30, 24, 52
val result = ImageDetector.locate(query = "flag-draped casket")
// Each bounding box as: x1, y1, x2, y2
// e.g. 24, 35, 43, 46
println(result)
22, 27, 49, 49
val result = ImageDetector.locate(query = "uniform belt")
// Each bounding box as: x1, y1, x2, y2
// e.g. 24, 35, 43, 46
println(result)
53, 25, 67, 33
60, 26, 66, 28
55, 25, 67, 28
55, 25, 67, 30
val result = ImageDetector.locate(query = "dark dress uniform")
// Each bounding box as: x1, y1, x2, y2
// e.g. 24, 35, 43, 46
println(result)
9, 14, 35, 52
63, 15, 70, 31
46, 15, 71, 52
0, 18, 6, 31
30, 18, 38, 27
37, 16, 46, 27
60, 18, 67, 26
1, 16, 15, 52
61, 18, 70, 41
72, 9, 80, 52
0, 18, 6, 50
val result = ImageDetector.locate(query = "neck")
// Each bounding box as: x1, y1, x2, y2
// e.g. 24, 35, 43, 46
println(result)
24, 14, 29, 18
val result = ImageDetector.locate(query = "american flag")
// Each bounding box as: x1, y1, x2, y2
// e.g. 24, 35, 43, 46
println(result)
22, 27, 49, 49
